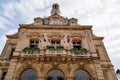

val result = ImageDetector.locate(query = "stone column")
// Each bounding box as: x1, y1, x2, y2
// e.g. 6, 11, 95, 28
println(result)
94, 64, 105, 80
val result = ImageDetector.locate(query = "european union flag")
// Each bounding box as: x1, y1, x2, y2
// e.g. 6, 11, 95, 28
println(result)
67, 37, 70, 43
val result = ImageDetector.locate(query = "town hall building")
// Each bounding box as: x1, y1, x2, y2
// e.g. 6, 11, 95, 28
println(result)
0, 3, 117, 80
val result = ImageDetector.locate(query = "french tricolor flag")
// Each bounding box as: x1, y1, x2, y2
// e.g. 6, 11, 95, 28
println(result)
39, 38, 42, 42
48, 38, 51, 42
70, 38, 74, 44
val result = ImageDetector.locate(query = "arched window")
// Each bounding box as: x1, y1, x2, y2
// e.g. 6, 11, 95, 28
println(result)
73, 41, 81, 50
19, 68, 37, 80
30, 39, 39, 48
51, 39, 60, 48
74, 70, 91, 80
47, 69, 64, 80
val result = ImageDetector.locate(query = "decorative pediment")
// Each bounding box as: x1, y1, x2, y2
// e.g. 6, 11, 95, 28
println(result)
34, 17, 43, 21
49, 14, 63, 20
69, 33, 85, 38
27, 32, 44, 38
47, 33, 64, 38
68, 18, 78, 21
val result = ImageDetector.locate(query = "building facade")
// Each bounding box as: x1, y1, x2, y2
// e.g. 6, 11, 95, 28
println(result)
0, 3, 117, 80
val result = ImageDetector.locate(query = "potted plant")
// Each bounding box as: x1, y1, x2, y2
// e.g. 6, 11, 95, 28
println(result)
71, 48, 78, 51
33, 47, 40, 51
23, 47, 40, 51
80, 48, 87, 52
46, 46, 55, 50
56, 46, 64, 50
23, 47, 31, 51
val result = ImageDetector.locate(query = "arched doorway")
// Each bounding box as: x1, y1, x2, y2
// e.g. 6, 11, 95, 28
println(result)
47, 69, 64, 80
19, 68, 37, 80
74, 70, 91, 80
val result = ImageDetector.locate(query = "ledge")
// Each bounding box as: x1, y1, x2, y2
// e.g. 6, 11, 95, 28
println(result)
19, 25, 92, 30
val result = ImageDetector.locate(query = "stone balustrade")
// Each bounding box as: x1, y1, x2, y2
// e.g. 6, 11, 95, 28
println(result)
12, 49, 98, 58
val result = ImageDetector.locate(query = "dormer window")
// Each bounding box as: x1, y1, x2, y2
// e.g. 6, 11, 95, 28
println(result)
68, 18, 78, 26
35, 21, 41, 25
34, 17, 43, 26
43, 18, 48, 25
63, 19, 68, 25
53, 19, 59, 25
71, 22, 76, 26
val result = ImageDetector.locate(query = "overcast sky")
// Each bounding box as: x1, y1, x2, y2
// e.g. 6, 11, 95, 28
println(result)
0, 0, 120, 77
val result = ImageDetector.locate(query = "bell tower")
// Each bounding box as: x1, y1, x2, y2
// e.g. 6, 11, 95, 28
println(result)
51, 3, 60, 15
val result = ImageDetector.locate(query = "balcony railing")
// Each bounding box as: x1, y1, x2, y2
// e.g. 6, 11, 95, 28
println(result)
23, 50, 40, 54
45, 49, 66, 55
13, 48, 98, 58
70, 50, 88, 56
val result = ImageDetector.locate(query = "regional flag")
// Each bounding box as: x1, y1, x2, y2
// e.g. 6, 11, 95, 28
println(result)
70, 38, 74, 44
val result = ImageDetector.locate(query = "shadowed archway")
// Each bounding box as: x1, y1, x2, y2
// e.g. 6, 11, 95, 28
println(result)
47, 69, 64, 80
74, 70, 91, 80
19, 68, 37, 80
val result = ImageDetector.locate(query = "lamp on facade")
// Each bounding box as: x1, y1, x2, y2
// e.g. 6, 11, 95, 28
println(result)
116, 69, 120, 79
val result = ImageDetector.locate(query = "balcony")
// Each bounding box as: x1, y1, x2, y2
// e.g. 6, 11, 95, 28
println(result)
45, 49, 67, 56
70, 50, 88, 56
13, 47, 98, 58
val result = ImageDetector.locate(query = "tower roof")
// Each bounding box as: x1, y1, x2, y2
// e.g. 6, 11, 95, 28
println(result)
51, 3, 60, 15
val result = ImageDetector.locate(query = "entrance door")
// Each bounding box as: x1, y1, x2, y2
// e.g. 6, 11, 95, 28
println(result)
47, 69, 64, 80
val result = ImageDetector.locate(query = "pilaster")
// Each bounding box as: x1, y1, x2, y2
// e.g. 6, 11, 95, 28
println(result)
5, 59, 17, 80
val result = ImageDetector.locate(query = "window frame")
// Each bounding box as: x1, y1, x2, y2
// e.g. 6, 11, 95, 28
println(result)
30, 40, 39, 48
71, 22, 76, 26
53, 19, 59, 25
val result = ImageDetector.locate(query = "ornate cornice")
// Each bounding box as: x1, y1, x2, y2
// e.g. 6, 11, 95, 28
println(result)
27, 32, 44, 38
47, 32, 65, 38
19, 25, 92, 31
93, 37, 104, 40
6, 35, 19, 39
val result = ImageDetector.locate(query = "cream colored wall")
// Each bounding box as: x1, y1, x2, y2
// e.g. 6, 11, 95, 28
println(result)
0, 26, 117, 80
